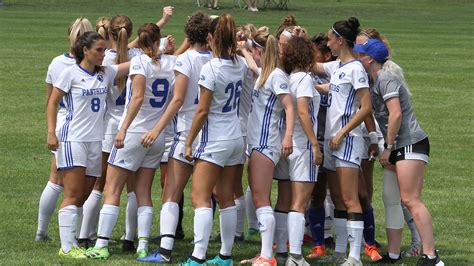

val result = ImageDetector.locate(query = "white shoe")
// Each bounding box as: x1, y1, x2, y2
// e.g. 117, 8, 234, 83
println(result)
285, 255, 310, 266
341, 256, 363, 266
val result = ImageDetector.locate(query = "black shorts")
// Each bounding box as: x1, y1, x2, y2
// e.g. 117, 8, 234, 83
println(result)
389, 137, 430, 165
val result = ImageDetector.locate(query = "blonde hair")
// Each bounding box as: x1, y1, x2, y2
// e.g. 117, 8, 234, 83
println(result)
359, 28, 392, 57
238, 23, 257, 40
382, 60, 412, 96
110, 15, 133, 92
257, 35, 279, 89
68, 17, 93, 50
253, 26, 270, 48
96, 16, 111, 40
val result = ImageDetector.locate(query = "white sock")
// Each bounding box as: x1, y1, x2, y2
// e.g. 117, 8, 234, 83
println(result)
137, 206, 153, 252
74, 207, 83, 247
95, 204, 119, 248
402, 204, 421, 243
288, 211, 305, 255
125, 192, 138, 241
347, 220, 364, 261
219, 206, 237, 256
389, 252, 400, 259
234, 196, 246, 237
245, 186, 258, 229
324, 190, 334, 239
256, 206, 275, 259
160, 202, 179, 250
192, 208, 213, 260
334, 218, 348, 253
37, 181, 63, 235
58, 205, 78, 253
274, 211, 288, 253
79, 190, 102, 239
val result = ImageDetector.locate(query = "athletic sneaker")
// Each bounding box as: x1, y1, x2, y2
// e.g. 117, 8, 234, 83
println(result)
180, 258, 207, 265
405, 240, 421, 257
365, 243, 383, 261
285, 255, 310, 266
318, 251, 346, 264
137, 250, 171, 263
206, 255, 233, 265
376, 253, 401, 264
341, 256, 363, 266
275, 253, 288, 266
84, 246, 110, 259
136, 249, 148, 259
58, 247, 87, 259
252, 255, 277, 266
35, 233, 53, 242
416, 251, 444, 266
306, 244, 326, 258
240, 254, 259, 264
122, 239, 135, 252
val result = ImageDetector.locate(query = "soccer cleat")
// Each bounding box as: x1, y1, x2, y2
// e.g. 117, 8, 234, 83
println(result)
235, 233, 245, 243
84, 246, 110, 259
206, 255, 233, 265
318, 251, 346, 264
35, 233, 53, 242
176, 228, 185, 240
137, 250, 171, 263
122, 239, 135, 252
405, 240, 421, 257
306, 244, 326, 258
136, 249, 148, 259
58, 247, 87, 259
240, 254, 259, 264
416, 251, 444, 266
303, 234, 313, 244
341, 256, 363, 266
376, 253, 401, 264
275, 253, 288, 266
180, 258, 207, 266
285, 255, 310, 266
78, 238, 94, 249
252, 255, 277, 266
365, 243, 383, 261
324, 236, 335, 250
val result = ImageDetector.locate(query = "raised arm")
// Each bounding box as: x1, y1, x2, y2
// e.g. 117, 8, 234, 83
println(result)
128, 6, 174, 48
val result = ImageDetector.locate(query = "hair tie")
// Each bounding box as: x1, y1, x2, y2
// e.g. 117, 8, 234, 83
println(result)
281, 30, 292, 39
361, 31, 372, 39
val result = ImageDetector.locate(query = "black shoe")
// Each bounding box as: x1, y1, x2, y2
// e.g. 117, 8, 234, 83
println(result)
377, 253, 401, 264
416, 251, 444, 266
324, 236, 335, 250
234, 233, 245, 243
122, 239, 135, 252
175, 229, 185, 240
78, 238, 93, 249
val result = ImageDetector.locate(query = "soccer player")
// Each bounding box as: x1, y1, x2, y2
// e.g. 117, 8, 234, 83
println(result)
354, 38, 444, 265
35, 17, 93, 242
181, 13, 247, 266
46, 31, 130, 258
84, 23, 175, 260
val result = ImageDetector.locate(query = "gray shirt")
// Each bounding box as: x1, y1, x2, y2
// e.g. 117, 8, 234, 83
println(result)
371, 69, 427, 149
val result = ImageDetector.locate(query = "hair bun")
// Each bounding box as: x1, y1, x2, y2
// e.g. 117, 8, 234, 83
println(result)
347, 17, 360, 31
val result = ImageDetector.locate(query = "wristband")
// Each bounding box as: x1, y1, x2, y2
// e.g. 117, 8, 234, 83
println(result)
368, 131, 378, 144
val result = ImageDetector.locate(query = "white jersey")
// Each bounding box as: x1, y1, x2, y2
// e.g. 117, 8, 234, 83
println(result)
120, 54, 176, 133
289, 72, 320, 148
198, 57, 247, 141
174, 50, 212, 132
54, 64, 118, 141
237, 55, 254, 136
103, 48, 142, 134
324, 60, 369, 138
46, 53, 76, 132
247, 68, 289, 147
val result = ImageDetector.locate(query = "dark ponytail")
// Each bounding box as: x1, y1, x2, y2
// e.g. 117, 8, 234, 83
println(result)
332, 16, 360, 47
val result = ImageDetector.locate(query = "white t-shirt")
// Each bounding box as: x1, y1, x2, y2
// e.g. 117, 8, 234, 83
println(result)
54, 64, 118, 141
198, 57, 247, 141
247, 68, 289, 147
237, 55, 254, 136
103, 48, 142, 134
174, 50, 212, 132
324, 60, 369, 138
289, 72, 320, 148
120, 54, 176, 133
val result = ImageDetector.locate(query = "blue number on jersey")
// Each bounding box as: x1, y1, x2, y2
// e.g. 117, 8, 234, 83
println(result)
222, 80, 243, 113
150, 79, 169, 108
327, 92, 332, 107
91, 97, 100, 112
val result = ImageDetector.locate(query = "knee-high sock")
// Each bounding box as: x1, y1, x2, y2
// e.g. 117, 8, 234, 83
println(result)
192, 208, 213, 260
288, 211, 305, 255
334, 210, 348, 253
308, 206, 325, 246
95, 204, 119, 248
75, 207, 83, 245
79, 190, 102, 239
274, 210, 288, 253
37, 181, 63, 235
234, 196, 246, 236
245, 186, 258, 230
347, 218, 364, 261
383, 170, 404, 229
363, 208, 375, 245
324, 189, 335, 239
160, 202, 179, 251
58, 205, 78, 253
137, 206, 153, 251
219, 206, 237, 256
125, 192, 137, 241
256, 206, 275, 259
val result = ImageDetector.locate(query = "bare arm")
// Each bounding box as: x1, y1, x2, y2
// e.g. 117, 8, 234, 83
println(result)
297, 97, 322, 164
311, 62, 326, 76
46, 88, 65, 151
128, 6, 174, 48
279, 93, 294, 157
46, 83, 53, 107
115, 62, 131, 79
174, 38, 190, 56
314, 83, 329, 95
379, 97, 402, 166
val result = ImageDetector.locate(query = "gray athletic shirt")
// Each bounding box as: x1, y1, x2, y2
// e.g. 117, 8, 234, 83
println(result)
371, 69, 427, 149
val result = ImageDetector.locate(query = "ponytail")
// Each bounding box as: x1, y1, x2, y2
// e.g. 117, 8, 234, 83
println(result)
110, 15, 133, 93
138, 23, 161, 65
257, 35, 278, 89
68, 17, 93, 51
211, 13, 237, 61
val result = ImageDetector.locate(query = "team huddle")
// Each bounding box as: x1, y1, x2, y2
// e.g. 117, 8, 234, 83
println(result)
36, 6, 444, 266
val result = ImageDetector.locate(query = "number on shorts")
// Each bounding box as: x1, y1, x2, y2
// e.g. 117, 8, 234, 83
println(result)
150, 78, 169, 108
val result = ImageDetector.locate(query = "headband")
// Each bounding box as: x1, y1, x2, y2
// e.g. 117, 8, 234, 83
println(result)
252, 39, 264, 49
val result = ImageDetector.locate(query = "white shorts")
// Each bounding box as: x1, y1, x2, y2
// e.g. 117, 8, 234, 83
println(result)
323, 136, 364, 171
247, 144, 281, 166
102, 133, 116, 153
273, 147, 318, 182
56, 141, 102, 177
237, 136, 248, 165
169, 131, 200, 166
161, 137, 174, 163
193, 137, 245, 167
361, 136, 384, 160
108, 132, 165, 171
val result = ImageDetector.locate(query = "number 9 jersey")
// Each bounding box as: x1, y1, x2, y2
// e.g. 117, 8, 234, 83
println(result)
120, 54, 176, 133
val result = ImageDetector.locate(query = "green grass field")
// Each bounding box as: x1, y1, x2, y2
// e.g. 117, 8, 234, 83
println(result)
0, 0, 473, 264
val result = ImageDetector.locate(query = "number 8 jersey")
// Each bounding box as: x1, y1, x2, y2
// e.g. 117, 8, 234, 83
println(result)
120, 53, 176, 133
198, 57, 247, 141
